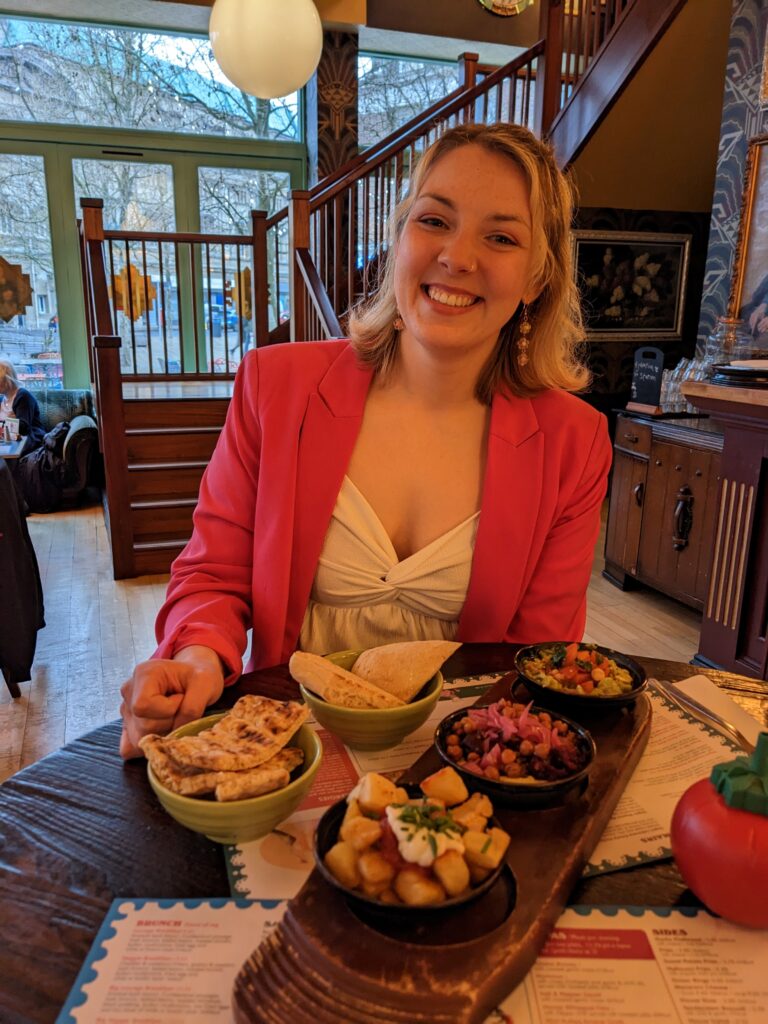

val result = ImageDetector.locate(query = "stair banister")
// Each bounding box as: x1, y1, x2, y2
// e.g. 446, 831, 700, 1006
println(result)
534, 0, 566, 137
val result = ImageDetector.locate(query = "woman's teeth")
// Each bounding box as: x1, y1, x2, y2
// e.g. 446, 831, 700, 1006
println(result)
426, 286, 478, 307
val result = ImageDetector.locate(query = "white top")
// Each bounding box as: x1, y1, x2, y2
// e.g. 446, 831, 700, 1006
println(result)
299, 476, 480, 654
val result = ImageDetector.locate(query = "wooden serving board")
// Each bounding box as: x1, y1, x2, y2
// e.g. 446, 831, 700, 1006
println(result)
232, 676, 652, 1024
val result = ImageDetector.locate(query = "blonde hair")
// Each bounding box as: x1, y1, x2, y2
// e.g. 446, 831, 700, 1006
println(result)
348, 123, 590, 403
0, 359, 20, 394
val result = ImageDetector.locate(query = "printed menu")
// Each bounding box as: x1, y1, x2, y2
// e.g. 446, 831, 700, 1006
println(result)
57, 902, 768, 1023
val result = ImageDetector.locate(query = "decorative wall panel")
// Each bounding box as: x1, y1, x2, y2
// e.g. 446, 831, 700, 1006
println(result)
698, 0, 768, 343
306, 31, 358, 186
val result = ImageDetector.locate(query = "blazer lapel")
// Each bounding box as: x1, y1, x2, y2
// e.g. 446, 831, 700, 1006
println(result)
283, 346, 373, 655
458, 390, 543, 641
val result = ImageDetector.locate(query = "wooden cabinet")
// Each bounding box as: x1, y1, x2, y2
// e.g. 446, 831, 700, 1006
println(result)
604, 414, 723, 611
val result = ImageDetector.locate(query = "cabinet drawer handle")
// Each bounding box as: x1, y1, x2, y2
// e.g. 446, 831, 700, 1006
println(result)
623, 432, 639, 443
633, 482, 644, 507
672, 486, 694, 551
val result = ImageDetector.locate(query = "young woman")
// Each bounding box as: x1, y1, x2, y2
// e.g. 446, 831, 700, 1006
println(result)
0, 360, 45, 454
119, 123, 612, 758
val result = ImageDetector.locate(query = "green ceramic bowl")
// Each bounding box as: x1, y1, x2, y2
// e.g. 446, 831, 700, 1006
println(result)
146, 714, 322, 845
299, 649, 444, 752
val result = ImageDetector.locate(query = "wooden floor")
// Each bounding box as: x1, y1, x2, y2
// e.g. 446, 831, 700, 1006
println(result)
1, 502, 703, 784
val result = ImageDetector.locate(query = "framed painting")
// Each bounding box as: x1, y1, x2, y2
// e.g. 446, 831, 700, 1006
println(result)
572, 230, 691, 341
730, 134, 768, 345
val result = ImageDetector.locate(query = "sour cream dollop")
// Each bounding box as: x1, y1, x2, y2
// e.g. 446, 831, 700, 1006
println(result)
385, 804, 464, 867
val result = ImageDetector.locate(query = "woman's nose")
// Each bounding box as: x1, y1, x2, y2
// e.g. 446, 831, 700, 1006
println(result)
438, 232, 478, 274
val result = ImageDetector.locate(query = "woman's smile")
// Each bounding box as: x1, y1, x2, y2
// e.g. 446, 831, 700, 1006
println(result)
422, 283, 482, 311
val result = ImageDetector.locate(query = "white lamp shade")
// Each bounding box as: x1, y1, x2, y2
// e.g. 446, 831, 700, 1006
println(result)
209, 0, 323, 100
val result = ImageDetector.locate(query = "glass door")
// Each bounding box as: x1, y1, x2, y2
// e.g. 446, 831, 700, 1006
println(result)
0, 153, 62, 387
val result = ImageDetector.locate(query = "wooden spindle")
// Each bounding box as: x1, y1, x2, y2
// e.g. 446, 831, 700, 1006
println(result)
252, 210, 269, 348
289, 189, 311, 342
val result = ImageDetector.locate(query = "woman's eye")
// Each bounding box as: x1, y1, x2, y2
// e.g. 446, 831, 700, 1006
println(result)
419, 216, 447, 229
490, 234, 516, 246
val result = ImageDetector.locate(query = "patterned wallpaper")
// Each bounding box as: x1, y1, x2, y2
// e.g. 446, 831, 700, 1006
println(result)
698, 0, 768, 345
306, 31, 359, 186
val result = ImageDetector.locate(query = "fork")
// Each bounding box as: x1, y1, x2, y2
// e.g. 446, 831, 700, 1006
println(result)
648, 678, 755, 753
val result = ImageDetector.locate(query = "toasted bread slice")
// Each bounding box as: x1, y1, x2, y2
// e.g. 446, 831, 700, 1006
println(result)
215, 765, 290, 802
141, 734, 304, 798
351, 640, 460, 702
164, 698, 308, 771
288, 651, 404, 709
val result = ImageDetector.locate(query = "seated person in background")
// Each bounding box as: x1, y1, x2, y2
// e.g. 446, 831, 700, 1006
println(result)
0, 360, 45, 454
119, 122, 613, 758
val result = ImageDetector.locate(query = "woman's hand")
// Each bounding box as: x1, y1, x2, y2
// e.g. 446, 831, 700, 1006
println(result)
119, 645, 226, 759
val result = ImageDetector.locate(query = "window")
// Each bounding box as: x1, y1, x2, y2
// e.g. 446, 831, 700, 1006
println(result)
0, 17, 299, 141
0, 14, 305, 385
0, 153, 61, 386
73, 159, 176, 232
358, 53, 459, 148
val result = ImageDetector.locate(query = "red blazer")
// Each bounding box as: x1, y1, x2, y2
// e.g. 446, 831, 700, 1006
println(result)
154, 342, 612, 682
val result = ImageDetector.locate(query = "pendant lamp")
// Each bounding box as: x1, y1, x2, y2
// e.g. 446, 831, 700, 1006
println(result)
209, 0, 323, 99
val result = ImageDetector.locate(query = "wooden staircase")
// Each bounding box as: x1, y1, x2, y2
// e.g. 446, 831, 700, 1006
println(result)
80, 0, 688, 579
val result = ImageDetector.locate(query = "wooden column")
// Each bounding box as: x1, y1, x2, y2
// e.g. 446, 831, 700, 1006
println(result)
684, 382, 768, 680
289, 190, 311, 343
250, 210, 269, 348
458, 52, 479, 90
93, 335, 133, 580
533, 0, 565, 137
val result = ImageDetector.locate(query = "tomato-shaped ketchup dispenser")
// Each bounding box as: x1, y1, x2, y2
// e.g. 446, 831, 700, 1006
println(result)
670, 732, 768, 929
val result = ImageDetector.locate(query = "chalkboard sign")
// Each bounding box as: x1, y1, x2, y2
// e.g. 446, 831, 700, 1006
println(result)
629, 347, 664, 410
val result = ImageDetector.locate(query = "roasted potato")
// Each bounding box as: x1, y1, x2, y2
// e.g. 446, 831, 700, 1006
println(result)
356, 772, 398, 816
358, 850, 396, 894
342, 797, 363, 827
452, 792, 493, 822
324, 841, 360, 889
340, 815, 382, 851
468, 861, 492, 885
433, 849, 470, 897
463, 827, 510, 871
419, 766, 469, 807
394, 867, 446, 907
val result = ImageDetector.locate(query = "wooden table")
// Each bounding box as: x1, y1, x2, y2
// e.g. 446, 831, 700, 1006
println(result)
0, 646, 765, 1024
0, 438, 25, 459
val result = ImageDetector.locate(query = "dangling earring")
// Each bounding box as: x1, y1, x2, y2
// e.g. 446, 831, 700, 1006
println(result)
517, 304, 531, 367
393, 312, 404, 332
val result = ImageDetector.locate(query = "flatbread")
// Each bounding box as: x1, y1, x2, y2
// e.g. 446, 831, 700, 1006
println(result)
288, 651, 405, 709
140, 734, 211, 793
141, 734, 305, 799
164, 697, 309, 771
351, 641, 461, 702
215, 765, 290, 802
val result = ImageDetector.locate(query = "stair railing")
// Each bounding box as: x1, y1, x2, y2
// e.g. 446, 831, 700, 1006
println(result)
80, 200, 271, 380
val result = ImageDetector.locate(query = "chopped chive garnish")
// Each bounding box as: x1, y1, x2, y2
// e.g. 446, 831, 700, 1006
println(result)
481, 836, 492, 855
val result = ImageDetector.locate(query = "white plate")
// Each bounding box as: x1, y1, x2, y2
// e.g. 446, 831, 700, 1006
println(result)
729, 358, 768, 368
